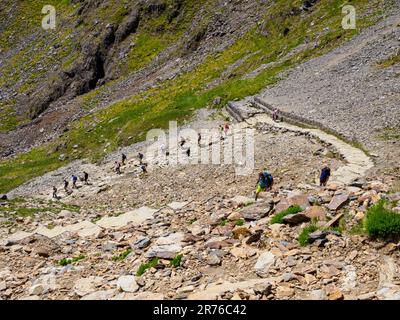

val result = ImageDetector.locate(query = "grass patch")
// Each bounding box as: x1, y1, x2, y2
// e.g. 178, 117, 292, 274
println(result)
234, 219, 245, 226
298, 224, 319, 247
349, 221, 366, 235
376, 50, 400, 68
170, 254, 183, 268
58, 254, 85, 266
378, 125, 400, 142
390, 179, 400, 193
270, 205, 303, 224
136, 257, 159, 276
365, 200, 400, 240
219, 219, 228, 226
112, 249, 132, 262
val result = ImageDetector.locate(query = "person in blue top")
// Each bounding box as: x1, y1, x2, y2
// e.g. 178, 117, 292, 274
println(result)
72, 175, 78, 189
255, 169, 274, 201
320, 165, 331, 187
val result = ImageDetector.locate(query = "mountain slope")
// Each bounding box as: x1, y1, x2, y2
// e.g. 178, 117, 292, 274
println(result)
0, 0, 395, 193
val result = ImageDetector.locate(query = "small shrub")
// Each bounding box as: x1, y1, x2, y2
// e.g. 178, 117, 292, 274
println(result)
58, 258, 72, 266
235, 219, 245, 226
271, 205, 303, 224
298, 224, 318, 247
136, 258, 159, 276
365, 200, 400, 240
349, 221, 366, 235
170, 254, 183, 268
72, 254, 85, 263
219, 219, 228, 226
58, 255, 85, 266
112, 249, 132, 261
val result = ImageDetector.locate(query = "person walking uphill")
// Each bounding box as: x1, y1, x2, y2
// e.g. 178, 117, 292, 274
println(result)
138, 153, 144, 165
320, 165, 331, 187
63, 179, 69, 192
121, 153, 127, 166
115, 161, 122, 175
72, 175, 78, 189
52, 186, 58, 199
255, 169, 274, 201
83, 171, 89, 185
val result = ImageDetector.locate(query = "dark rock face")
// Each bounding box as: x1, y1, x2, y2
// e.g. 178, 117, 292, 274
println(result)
115, 10, 140, 44
282, 213, 311, 226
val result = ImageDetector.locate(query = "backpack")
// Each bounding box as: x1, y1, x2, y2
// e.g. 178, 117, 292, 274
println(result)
263, 172, 273, 186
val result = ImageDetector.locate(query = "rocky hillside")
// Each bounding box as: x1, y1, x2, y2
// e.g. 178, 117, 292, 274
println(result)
0, 0, 399, 301
0, 0, 394, 194
0, 110, 400, 300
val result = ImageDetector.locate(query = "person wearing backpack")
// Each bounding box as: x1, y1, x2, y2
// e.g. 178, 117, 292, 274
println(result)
255, 170, 273, 201
52, 186, 58, 199
320, 165, 331, 187
72, 175, 78, 189
83, 171, 89, 185
121, 153, 127, 165
63, 179, 69, 192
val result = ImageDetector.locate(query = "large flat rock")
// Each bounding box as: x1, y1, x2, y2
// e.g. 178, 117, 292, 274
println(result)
96, 206, 157, 229
145, 232, 184, 259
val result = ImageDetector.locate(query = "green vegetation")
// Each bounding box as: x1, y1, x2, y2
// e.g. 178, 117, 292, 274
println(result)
0, 0, 388, 193
365, 200, 400, 240
378, 125, 400, 142
136, 258, 159, 276
349, 221, 366, 235
112, 248, 133, 261
58, 254, 85, 266
390, 180, 400, 193
0, 197, 80, 218
270, 205, 303, 224
235, 219, 245, 226
170, 254, 183, 268
219, 219, 228, 226
376, 50, 400, 68
298, 224, 319, 247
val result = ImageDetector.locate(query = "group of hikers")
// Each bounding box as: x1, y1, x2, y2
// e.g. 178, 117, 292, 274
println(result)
177, 123, 231, 159
51, 114, 331, 201
254, 164, 331, 201
52, 171, 89, 199
52, 153, 150, 199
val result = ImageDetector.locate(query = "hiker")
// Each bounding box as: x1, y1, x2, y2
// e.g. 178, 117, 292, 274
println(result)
320, 165, 331, 187
272, 109, 279, 122
140, 163, 148, 174
255, 170, 274, 201
115, 161, 122, 175
138, 152, 144, 165
224, 123, 230, 136
52, 186, 58, 199
179, 137, 186, 148
122, 153, 127, 165
198, 133, 202, 147
63, 179, 69, 192
220, 125, 225, 140
83, 171, 89, 185
72, 175, 78, 189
